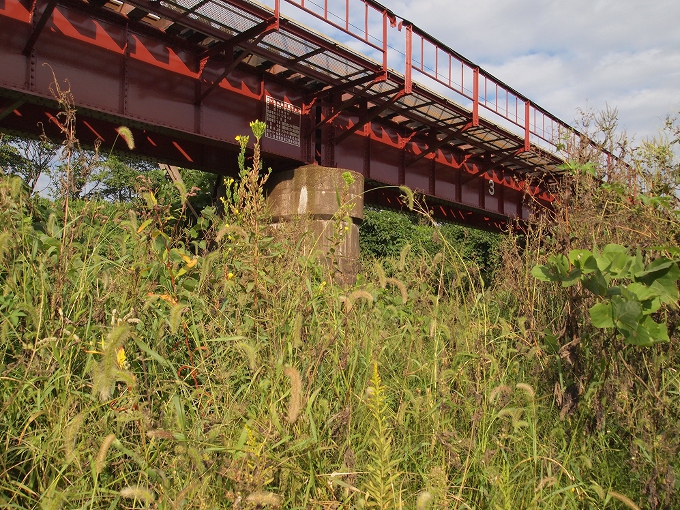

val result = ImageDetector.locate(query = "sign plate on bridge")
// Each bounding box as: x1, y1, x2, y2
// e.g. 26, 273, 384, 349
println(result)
265, 96, 301, 147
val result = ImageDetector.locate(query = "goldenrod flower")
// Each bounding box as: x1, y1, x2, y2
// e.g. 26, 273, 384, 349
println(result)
235, 134, 249, 149
249, 120, 266, 139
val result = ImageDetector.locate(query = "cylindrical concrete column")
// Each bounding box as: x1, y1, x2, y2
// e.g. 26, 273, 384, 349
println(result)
266, 164, 364, 283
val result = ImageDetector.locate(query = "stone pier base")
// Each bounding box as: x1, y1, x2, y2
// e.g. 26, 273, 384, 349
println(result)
265, 165, 364, 283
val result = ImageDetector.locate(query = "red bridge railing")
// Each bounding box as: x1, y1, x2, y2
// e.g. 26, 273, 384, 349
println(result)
262, 0, 577, 153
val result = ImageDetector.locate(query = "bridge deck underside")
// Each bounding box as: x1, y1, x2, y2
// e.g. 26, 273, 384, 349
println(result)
0, 0, 560, 229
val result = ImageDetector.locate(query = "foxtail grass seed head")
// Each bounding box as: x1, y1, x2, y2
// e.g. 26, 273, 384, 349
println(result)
94, 433, 116, 475
119, 486, 155, 504
63, 413, 85, 460
147, 429, 175, 440
342, 290, 373, 313
399, 243, 411, 271
432, 252, 444, 266
284, 366, 302, 424
8, 175, 23, 198
235, 342, 257, 372
0, 231, 11, 261
416, 491, 433, 510
608, 490, 642, 510
489, 385, 512, 402
385, 277, 408, 304
374, 260, 387, 289
187, 446, 206, 471
46, 212, 58, 237
92, 324, 133, 401
535, 476, 557, 491
399, 185, 414, 210
245, 491, 282, 508
516, 382, 535, 399
429, 318, 437, 339
116, 126, 135, 150
169, 303, 187, 334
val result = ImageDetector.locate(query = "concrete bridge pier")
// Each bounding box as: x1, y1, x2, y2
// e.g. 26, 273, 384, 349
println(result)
265, 165, 364, 283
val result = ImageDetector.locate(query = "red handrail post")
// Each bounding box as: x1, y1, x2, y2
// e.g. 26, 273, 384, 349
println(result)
524, 100, 531, 152
404, 24, 412, 94
382, 10, 388, 78
472, 67, 479, 126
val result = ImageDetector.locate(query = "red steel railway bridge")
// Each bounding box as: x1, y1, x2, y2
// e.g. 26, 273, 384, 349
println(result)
0, 0, 588, 229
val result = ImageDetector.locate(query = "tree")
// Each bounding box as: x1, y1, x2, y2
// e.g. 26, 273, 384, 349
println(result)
0, 134, 58, 195
88, 155, 163, 201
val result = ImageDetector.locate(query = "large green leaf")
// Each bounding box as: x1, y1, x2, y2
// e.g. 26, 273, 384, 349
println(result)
640, 315, 670, 344
619, 317, 668, 347
531, 264, 557, 282
602, 244, 629, 256
625, 282, 658, 302
561, 268, 582, 287
635, 257, 675, 278
588, 245, 633, 279
635, 258, 680, 305
532, 255, 569, 282
619, 322, 654, 347
589, 302, 614, 328
569, 249, 594, 271
612, 296, 642, 331
582, 271, 609, 296
548, 254, 570, 277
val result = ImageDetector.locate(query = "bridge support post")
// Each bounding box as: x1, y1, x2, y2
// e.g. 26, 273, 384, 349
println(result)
266, 165, 364, 283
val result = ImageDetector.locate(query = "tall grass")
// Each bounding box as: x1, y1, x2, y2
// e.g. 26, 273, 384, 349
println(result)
1, 117, 679, 509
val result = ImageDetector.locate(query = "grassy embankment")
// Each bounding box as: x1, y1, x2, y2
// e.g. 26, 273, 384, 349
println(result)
2, 121, 680, 509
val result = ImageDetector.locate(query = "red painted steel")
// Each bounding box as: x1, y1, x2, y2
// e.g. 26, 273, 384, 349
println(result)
0, 0, 588, 231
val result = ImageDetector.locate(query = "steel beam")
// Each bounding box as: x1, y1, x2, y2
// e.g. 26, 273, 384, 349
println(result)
0, 0, 556, 229
22, 0, 58, 55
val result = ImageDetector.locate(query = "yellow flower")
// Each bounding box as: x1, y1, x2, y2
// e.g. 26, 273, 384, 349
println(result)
227, 272, 234, 280
180, 254, 197, 268
116, 346, 127, 369
150, 293, 178, 305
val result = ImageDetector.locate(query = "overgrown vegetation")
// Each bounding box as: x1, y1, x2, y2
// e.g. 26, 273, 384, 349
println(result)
360, 208, 501, 286
1, 101, 680, 509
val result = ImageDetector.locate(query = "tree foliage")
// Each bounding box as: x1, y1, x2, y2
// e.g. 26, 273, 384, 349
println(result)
0, 133, 58, 195
360, 207, 501, 283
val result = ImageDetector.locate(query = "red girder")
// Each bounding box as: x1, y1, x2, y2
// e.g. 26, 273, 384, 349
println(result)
0, 0, 571, 231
